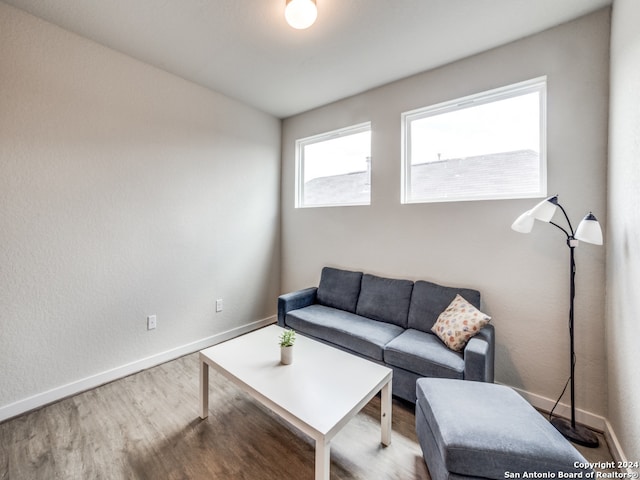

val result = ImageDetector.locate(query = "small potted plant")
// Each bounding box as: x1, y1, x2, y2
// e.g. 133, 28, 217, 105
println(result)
279, 328, 296, 365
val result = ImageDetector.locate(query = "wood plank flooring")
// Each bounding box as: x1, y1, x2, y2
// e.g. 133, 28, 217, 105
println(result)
0, 353, 429, 479
0, 352, 616, 479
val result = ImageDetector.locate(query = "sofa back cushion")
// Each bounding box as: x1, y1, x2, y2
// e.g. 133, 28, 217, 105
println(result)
356, 274, 414, 328
317, 267, 363, 313
408, 280, 481, 333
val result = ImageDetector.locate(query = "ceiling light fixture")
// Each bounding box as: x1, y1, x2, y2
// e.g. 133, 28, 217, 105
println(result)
285, 0, 318, 30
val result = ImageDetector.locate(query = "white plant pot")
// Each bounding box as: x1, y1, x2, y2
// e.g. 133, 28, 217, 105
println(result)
281, 346, 293, 365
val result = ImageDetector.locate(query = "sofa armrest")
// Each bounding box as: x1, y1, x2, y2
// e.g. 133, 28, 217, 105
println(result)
463, 324, 495, 382
277, 287, 318, 327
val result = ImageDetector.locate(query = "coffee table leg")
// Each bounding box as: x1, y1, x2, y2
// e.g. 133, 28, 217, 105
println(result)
381, 380, 392, 446
315, 437, 330, 480
199, 359, 209, 419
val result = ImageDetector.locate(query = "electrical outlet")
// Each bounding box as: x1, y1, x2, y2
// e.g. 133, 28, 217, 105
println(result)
147, 315, 157, 330
216, 299, 223, 313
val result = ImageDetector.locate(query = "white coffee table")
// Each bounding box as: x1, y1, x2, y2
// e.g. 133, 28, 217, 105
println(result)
199, 324, 393, 480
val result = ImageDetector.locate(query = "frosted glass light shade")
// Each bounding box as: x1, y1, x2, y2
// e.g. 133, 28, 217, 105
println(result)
285, 0, 317, 29
529, 195, 559, 222
511, 210, 535, 233
575, 213, 603, 245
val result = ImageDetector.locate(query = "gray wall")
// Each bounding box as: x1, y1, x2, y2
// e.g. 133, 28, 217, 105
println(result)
282, 10, 610, 423
607, 0, 640, 466
0, 3, 281, 417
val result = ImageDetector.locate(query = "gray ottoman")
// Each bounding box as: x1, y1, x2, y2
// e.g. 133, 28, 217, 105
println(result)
416, 378, 593, 480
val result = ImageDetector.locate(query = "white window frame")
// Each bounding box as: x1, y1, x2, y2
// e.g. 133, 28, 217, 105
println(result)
401, 77, 547, 204
295, 122, 372, 208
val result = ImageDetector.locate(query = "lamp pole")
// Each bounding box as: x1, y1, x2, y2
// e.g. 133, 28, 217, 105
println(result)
547, 205, 599, 448
512, 195, 602, 448
568, 239, 577, 428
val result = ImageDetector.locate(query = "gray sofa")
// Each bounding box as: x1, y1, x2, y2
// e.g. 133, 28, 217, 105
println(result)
277, 267, 495, 403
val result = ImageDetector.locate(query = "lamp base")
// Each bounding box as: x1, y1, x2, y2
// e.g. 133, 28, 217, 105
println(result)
551, 417, 599, 448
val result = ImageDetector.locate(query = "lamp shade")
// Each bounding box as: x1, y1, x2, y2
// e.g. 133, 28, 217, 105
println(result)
575, 213, 603, 245
511, 210, 535, 233
529, 195, 559, 222
285, 0, 317, 29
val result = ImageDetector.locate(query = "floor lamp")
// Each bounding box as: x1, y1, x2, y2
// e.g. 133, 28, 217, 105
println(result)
511, 194, 602, 448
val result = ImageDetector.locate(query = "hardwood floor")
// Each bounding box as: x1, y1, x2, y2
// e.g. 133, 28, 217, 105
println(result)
0, 353, 429, 479
0, 352, 615, 479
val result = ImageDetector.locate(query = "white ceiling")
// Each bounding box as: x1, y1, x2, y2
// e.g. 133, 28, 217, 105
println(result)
4, 0, 611, 118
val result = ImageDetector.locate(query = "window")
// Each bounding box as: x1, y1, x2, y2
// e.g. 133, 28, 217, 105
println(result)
402, 77, 547, 204
295, 123, 372, 208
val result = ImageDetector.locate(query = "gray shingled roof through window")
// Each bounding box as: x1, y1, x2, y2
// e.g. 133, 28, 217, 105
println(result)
302, 149, 539, 205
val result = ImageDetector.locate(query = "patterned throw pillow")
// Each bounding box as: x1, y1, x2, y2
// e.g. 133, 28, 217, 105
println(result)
431, 294, 491, 351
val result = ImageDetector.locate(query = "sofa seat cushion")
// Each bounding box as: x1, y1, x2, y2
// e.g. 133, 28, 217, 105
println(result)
416, 378, 592, 479
285, 304, 403, 361
384, 329, 464, 379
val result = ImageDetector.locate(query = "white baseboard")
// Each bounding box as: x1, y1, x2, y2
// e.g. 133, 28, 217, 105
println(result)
0, 316, 276, 423
506, 384, 634, 473
604, 419, 636, 474
507, 384, 607, 432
